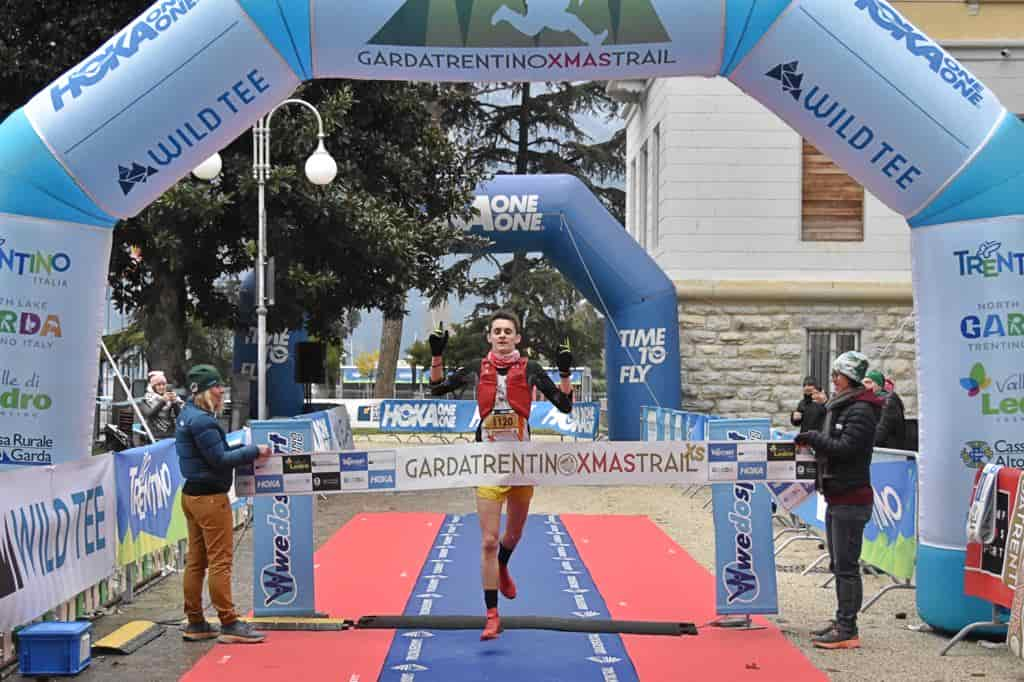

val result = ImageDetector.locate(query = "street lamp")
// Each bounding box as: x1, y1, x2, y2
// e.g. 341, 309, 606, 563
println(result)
252, 99, 337, 419
191, 98, 337, 420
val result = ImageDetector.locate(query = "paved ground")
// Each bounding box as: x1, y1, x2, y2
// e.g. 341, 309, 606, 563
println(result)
7, 437, 1022, 681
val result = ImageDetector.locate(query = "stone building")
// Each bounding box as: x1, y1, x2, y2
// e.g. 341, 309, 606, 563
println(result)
617, 1, 1024, 425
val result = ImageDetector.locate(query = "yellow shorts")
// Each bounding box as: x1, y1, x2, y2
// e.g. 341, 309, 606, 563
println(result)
476, 485, 535, 503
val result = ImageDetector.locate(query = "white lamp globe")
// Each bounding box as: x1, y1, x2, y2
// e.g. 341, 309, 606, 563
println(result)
305, 140, 337, 186
192, 153, 222, 181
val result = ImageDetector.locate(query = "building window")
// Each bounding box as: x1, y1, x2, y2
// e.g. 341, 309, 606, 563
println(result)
629, 158, 637, 237
801, 140, 864, 242
638, 143, 648, 249
806, 330, 861, 388
651, 125, 660, 249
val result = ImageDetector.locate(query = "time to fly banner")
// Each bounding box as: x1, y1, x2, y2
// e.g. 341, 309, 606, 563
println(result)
234, 440, 816, 496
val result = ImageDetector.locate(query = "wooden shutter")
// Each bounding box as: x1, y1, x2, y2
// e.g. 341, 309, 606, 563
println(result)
802, 140, 864, 241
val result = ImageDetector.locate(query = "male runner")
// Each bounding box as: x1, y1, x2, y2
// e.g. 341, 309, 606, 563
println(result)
429, 310, 574, 640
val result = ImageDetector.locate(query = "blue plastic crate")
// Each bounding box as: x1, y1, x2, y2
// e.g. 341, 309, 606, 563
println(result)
17, 621, 92, 676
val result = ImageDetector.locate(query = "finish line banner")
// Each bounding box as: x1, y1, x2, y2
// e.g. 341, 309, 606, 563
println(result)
234, 440, 815, 497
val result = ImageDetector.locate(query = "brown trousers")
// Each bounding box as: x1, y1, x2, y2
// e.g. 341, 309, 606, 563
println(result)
182, 493, 238, 625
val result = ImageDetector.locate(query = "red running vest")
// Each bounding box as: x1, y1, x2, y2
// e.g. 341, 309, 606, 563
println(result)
477, 357, 532, 420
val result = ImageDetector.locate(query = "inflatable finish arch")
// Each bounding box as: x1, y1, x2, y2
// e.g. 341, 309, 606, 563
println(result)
4, 0, 1024, 631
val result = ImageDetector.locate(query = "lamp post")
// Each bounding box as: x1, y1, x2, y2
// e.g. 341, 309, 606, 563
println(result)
193, 98, 337, 420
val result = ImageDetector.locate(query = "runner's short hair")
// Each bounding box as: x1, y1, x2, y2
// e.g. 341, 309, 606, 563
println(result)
489, 310, 521, 334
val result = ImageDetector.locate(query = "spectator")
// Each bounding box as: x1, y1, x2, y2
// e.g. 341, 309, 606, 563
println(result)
176, 364, 270, 644
864, 369, 907, 450
140, 370, 183, 440
795, 351, 884, 650
791, 376, 826, 433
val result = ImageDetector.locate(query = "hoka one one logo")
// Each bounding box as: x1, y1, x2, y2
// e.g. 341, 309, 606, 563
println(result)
854, 0, 984, 106
49, 0, 201, 111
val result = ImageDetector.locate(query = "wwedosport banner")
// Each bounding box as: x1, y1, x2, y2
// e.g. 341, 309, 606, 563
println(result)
0, 456, 116, 631
234, 440, 817, 497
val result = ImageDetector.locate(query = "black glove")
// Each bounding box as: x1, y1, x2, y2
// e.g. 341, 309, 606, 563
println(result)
556, 338, 573, 376
794, 432, 812, 446
429, 323, 449, 357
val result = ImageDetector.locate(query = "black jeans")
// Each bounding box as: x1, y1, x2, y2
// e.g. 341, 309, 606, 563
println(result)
826, 504, 872, 635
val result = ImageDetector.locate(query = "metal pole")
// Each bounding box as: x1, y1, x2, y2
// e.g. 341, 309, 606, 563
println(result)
99, 339, 156, 444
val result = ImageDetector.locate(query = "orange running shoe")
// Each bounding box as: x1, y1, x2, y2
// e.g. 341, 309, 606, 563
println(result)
499, 565, 517, 599
481, 608, 501, 640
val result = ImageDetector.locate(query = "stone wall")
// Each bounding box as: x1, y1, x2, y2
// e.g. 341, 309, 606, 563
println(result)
679, 301, 918, 426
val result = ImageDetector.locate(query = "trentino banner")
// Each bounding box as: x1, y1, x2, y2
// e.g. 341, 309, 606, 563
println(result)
860, 459, 917, 580
709, 418, 779, 616
913, 217, 1024, 552
0, 456, 116, 631
114, 439, 187, 566
0, 217, 111, 470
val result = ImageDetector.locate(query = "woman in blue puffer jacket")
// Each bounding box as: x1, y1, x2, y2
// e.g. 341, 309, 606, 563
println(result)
175, 364, 269, 644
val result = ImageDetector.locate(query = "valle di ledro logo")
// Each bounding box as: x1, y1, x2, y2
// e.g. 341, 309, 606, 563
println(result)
765, 61, 923, 193
261, 430, 305, 607
363, 0, 675, 70
960, 362, 1024, 422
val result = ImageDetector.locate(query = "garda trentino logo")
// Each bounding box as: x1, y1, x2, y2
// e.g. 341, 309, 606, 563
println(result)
853, 0, 985, 107
954, 242, 1024, 278
49, 0, 201, 112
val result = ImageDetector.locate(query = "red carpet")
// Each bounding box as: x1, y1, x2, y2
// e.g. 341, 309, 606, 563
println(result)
561, 514, 826, 682
182, 512, 444, 682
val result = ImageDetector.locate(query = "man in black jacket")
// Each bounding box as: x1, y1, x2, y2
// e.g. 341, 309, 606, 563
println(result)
795, 351, 883, 650
791, 376, 826, 433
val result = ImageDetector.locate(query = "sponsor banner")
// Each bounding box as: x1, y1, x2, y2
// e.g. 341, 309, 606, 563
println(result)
0, 456, 116, 631
379, 399, 464, 433
965, 465, 1023, 609
860, 460, 918, 580
334, 399, 383, 429
912, 217, 1024, 550
113, 439, 186, 566
25, 0, 301, 218
730, 0, 1003, 217
236, 439, 817, 497
708, 418, 779, 616
377, 399, 600, 438
248, 419, 317, 618
0, 215, 112, 470
327, 406, 356, 450
711, 482, 778, 616
313, 1, 723, 82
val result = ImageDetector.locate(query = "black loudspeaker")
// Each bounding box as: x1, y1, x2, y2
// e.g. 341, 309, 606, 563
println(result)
294, 342, 326, 384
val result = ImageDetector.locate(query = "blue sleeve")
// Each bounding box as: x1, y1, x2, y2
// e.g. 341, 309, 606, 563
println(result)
192, 416, 259, 469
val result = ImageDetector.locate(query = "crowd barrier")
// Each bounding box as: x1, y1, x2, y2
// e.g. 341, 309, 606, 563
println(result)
642, 406, 920, 620
0, 406, 349, 670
